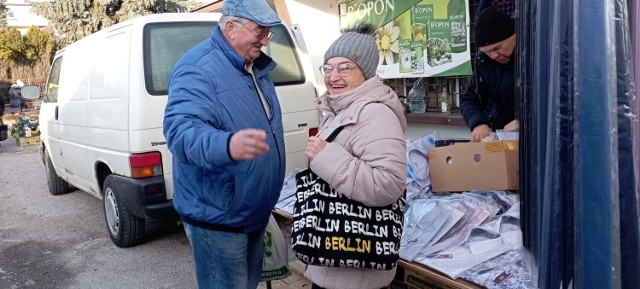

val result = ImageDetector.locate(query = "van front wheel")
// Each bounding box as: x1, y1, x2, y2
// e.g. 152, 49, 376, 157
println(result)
103, 176, 145, 247
44, 149, 69, 195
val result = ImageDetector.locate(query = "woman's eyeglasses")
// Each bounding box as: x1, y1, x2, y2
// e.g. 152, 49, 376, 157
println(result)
319, 63, 356, 77
233, 21, 273, 39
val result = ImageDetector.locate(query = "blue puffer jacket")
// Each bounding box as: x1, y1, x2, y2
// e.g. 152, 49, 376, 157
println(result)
460, 52, 515, 131
163, 26, 285, 233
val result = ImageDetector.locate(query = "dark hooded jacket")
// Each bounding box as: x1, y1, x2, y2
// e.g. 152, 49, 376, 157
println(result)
9, 86, 24, 109
0, 88, 4, 116
460, 52, 515, 131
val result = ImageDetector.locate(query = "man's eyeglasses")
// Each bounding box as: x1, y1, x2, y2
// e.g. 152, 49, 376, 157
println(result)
319, 63, 356, 77
233, 21, 273, 39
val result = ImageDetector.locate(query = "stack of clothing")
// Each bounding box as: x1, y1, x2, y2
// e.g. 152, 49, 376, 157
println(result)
400, 191, 535, 289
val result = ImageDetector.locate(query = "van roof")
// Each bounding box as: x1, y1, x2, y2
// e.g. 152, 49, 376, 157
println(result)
55, 12, 224, 56
121, 12, 223, 25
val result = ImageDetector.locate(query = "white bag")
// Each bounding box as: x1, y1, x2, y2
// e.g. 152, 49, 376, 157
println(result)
260, 213, 291, 281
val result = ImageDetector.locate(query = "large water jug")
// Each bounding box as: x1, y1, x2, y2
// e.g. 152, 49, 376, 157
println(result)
409, 80, 426, 114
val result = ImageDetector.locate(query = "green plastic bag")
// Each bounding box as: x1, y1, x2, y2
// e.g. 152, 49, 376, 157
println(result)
260, 214, 291, 281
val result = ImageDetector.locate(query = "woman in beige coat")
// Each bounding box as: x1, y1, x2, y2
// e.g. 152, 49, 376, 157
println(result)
302, 23, 408, 289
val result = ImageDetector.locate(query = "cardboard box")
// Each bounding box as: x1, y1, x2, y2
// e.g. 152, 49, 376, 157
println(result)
16, 136, 41, 147
397, 260, 482, 289
429, 140, 518, 192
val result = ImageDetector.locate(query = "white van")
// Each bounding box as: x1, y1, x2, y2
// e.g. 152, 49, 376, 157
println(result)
36, 13, 320, 247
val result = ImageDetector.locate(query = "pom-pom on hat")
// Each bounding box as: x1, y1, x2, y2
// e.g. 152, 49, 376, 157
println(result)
323, 23, 379, 80
474, 8, 515, 47
222, 0, 281, 27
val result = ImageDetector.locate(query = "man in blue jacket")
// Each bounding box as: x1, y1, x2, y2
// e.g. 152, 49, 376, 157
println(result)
461, 8, 518, 142
163, 0, 284, 288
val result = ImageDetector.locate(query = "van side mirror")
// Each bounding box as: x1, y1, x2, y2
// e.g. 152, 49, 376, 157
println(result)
21, 85, 41, 100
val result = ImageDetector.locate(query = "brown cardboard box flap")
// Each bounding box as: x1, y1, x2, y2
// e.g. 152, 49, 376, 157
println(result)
429, 140, 519, 192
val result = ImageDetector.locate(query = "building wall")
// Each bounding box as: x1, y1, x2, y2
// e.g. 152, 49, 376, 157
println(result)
5, 0, 49, 34
282, 0, 342, 92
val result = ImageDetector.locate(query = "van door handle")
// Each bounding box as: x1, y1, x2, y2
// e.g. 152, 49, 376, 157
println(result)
55, 106, 58, 120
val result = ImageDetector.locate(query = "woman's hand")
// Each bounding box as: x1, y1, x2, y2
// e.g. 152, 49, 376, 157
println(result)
304, 136, 327, 160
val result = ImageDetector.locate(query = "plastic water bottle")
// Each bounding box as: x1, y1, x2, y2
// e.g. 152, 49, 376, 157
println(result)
440, 87, 451, 114
409, 80, 426, 114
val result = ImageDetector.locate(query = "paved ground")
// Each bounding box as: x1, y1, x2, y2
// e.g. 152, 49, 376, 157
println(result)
0, 138, 311, 288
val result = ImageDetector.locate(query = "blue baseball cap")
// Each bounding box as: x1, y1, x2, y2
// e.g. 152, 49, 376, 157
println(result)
222, 0, 282, 27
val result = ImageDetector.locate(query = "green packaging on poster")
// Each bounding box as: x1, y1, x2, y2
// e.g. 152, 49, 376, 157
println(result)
399, 40, 424, 74
448, 0, 467, 53
428, 18, 451, 44
399, 40, 413, 73
411, 4, 432, 47
410, 41, 424, 73
427, 18, 453, 67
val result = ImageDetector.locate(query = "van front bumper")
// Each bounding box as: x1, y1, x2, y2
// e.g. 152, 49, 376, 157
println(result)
108, 174, 177, 219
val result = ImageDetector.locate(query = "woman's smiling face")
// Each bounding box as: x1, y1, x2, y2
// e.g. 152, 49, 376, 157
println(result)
322, 57, 366, 95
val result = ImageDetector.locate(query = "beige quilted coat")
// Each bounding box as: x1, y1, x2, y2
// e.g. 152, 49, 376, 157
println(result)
304, 76, 408, 289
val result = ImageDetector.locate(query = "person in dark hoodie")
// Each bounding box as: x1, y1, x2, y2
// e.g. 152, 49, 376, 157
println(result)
460, 8, 518, 142
162, 0, 283, 288
8, 80, 25, 110
0, 86, 5, 116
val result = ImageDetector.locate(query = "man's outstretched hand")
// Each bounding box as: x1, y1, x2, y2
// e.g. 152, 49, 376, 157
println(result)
229, 129, 269, 161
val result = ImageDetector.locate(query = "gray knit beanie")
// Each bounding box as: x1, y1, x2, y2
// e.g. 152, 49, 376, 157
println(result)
324, 23, 379, 79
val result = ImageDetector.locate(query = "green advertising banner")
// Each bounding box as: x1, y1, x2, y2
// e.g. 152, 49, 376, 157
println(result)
345, 0, 473, 79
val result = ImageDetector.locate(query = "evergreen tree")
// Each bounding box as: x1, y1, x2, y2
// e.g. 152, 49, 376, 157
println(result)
24, 26, 56, 78
0, 29, 27, 63
0, 27, 56, 80
24, 26, 55, 62
31, 0, 205, 46
0, 0, 8, 32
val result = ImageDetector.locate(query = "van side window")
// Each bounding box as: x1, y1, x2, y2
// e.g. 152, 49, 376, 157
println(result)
144, 22, 216, 96
262, 25, 305, 85
45, 57, 63, 103
143, 22, 306, 96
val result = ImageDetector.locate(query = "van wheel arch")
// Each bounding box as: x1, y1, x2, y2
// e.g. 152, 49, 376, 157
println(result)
95, 162, 112, 195
43, 148, 70, 196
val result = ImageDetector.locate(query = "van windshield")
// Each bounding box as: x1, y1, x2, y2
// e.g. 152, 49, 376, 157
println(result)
143, 22, 305, 96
